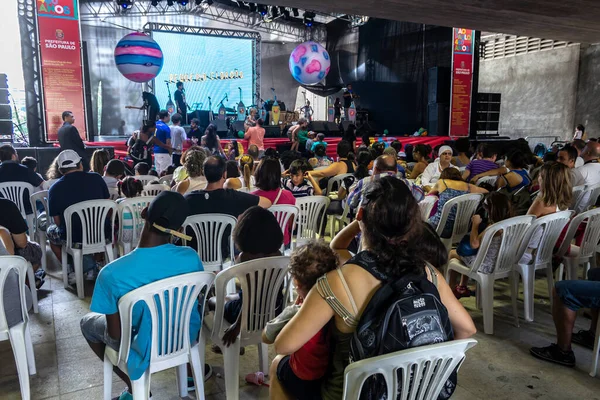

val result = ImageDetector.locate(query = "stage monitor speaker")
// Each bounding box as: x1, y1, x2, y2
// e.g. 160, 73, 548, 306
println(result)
264, 126, 281, 138
427, 103, 449, 136
325, 122, 340, 136
213, 119, 228, 136
428, 67, 450, 104
189, 110, 211, 127
309, 121, 327, 133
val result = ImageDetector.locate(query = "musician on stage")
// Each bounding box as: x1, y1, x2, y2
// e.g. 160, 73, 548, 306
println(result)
301, 100, 314, 121
174, 81, 188, 125
343, 83, 357, 120
244, 107, 258, 132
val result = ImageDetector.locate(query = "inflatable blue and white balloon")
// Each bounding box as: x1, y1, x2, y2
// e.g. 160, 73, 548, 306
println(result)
114, 32, 164, 83
288, 41, 331, 85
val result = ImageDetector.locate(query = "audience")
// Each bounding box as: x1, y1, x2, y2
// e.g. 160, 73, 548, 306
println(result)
311, 133, 328, 152
305, 131, 316, 153
129, 123, 155, 168
80, 191, 207, 400
226, 139, 241, 161
43, 155, 63, 190
170, 113, 186, 167
116, 177, 144, 244
421, 145, 458, 192
0, 144, 44, 216
201, 124, 224, 156
556, 145, 585, 187
408, 144, 431, 179
572, 139, 586, 167
313, 144, 332, 168
342, 124, 357, 150
244, 118, 266, 158
154, 110, 173, 174
90, 149, 110, 175
463, 143, 498, 182
283, 159, 322, 197
527, 162, 572, 218
225, 160, 240, 179
134, 162, 151, 176
471, 150, 531, 192
173, 149, 207, 194
103, 159, 126, 190
247, 144, 260, 161
224, 154, 255, 190
187, 118, 202, 142
453, 137, 471, 168
307, 140, 356, 188
573, 141, 600, 210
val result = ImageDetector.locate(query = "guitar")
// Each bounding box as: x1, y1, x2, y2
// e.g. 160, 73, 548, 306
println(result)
271, 88, 280, 126
237, 87, 246, 122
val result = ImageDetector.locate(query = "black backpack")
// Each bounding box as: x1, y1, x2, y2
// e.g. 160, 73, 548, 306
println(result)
348, 252, 455, 400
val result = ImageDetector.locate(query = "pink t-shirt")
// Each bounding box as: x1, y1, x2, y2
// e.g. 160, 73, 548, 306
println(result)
244, 126, 266, 150
251, 188, 296, 245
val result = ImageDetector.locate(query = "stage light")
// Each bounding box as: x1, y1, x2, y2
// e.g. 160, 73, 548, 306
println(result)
303, 11, 315, 27
177, 0, 188, 5
116, 0, 133, 10
258, 4, 267, 15
292, 8, 299, 17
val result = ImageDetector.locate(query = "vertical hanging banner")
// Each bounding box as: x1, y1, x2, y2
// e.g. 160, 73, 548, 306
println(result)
36, 0, 86, 142
449, 28, 475, 137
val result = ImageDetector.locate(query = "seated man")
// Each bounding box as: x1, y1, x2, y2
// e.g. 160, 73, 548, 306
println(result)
557, 144, 585, 187
0, 144, 44, 217
530, 268, 600, 367
103, 159, 126, 190
47, 150, 109, 271
80, 191, 206, 400
463, 143, 499, 182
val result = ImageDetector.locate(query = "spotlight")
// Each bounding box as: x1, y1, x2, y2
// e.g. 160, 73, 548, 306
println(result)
292, 7, 299, 17
258, 4, 267, 15
116, 0, 133, 9
303, 11, 315, 27
177, 0, 188, 5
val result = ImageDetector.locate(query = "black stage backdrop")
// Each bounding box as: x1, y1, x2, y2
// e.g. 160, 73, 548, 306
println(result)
317, 19, 452, 134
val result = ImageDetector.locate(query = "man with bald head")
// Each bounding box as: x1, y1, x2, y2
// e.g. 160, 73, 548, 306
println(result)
347, 154, 423, 212
574, 142, 600, 209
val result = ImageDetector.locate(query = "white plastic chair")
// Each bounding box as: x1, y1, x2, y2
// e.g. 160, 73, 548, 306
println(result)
135, 175, 159, 185
204, 256, 289, 400
590, 316, 600, 377
331, 200, 353, 238
158, 174, 173, 186
419, 196, 438, 221
576, 182, 600, 213
268, 205, 298, 251
182, 214, 237, 273
513, 211, 572, 322
0, 256, 36, 400
570, 185, 585, 211
325, 173, 353, 196
476, 175, 497, 186
29, 190, 49, 274
435, 193, 483, 251
446, 215, 534, 334
141, 184, 170, 197
556, 208, 600, 281
0, 182, 36, 235
342, 339, 478, 400
108, 187, 120, 200
292, 196, 330, 250
103, 271, 215, 400
117, 196, 154, 256
61, 200, 117, 298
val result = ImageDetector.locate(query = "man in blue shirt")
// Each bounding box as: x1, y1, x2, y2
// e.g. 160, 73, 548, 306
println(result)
153, 110, 172, 174
0, 144, 44, 215
80, 191, 205, 400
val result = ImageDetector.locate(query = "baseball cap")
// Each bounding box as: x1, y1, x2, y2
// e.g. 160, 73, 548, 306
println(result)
146, 191, 192, 241
57, 149, 82, 169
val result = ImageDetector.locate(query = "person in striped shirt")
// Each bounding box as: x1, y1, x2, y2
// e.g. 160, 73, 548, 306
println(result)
283, 159, 322, 198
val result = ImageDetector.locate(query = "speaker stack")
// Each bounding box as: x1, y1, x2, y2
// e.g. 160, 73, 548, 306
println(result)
0, 74, 12, 143
427, 67, 450, 136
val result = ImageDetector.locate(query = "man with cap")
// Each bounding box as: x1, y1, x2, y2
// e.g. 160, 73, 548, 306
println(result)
47, 150, 109, 267
420, 145, 459, 192
80, 191, 207, 400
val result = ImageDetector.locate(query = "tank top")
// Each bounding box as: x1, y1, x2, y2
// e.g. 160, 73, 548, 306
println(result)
186, 176, 207, 193
505, 169, 531, 193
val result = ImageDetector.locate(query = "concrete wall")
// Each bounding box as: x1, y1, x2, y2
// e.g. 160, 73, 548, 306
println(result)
478, 46, 580, 141
574, 44, 600, 138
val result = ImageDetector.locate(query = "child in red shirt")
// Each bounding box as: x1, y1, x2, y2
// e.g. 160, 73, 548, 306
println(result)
262, 240, 339, 390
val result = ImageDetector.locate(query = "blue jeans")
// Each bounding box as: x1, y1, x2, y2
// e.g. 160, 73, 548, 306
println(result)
555, 269, 600, 312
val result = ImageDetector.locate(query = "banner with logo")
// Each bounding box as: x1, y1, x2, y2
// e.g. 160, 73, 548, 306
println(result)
449, 28, 475, 138
36, 0, 86, 142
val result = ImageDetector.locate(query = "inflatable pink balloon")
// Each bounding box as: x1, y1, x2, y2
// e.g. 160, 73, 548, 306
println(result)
114, 32, 164, 83
289, 41, 330, 85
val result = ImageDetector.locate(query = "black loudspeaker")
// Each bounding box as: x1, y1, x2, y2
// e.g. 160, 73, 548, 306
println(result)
213, 119, 228, 136
325, 122, 340, 136
308, 121, 327, 133
427, 103, 449, 136
428, 67, 451, 104
264, 126, 281, 138
189, 110, 211, 128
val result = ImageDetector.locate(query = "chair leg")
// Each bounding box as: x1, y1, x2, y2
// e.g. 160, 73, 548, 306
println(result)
103, 354, 113, 400
565, 259, 578, 281
545, 265, 554, 306
522, 265, 535, 323
9, 324, 31, 400
131, 371, 151, 400
590, 318, 600, 377
61, 247, 69, 289
480, 275, 495, 335
190, 344, 206, 400
176, 364, 188, 397
584, 261, 591, 280
39, 232, 47, 273
73, 250, 84, 299
258, 343, 269, 375
24, 324, 36, 375
105, 245, 115, 263
329, 216, 334, 239
556, 263, 564, 282
510, 271, 520, 327
223, 339, 241, 400
26, 263, 38, 314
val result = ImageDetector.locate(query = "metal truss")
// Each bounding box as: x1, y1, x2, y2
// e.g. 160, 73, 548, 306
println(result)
144, 22, 262, 105
17, 0, 44, 146
80, 1, 326, 42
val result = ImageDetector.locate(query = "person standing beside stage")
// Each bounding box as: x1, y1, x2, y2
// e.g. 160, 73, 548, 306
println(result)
58, 111, 88, 169
174, 81, 188, 125
244, 118, 266, 158
170, 113, 186, 167
154, 110, 173, 174
343, 84, 355, 120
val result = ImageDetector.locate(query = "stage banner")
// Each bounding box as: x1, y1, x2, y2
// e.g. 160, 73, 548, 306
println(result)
36, 0, 86, 142
449, 28, 475, 137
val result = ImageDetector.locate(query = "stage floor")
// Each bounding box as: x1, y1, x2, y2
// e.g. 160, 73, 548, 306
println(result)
87, 136, 451, 161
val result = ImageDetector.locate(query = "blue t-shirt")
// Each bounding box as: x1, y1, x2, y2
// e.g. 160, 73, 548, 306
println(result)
311, 141, 328, 152
90, 244, 204, 380
48, 171, 109, 241
154, 121, 171, 154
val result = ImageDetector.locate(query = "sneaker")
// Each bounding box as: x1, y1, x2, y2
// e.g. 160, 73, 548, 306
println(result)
572, 330, 595, 350
187, 364, 213, 391
530, 343, 575, 367
35, 269, 46, 279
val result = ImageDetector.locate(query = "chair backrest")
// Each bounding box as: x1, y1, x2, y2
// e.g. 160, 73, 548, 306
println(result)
116, 271, 214, 369
558, 208, 600, 259
136, 175, 159, 185
578, 182, 600, 212
294, 196, 330, 246
0, 256, 30, 334
517, 211, 573, 266
212, 256, 289, 346
108, 187, 120, 201
0, 182, 35, 219
477, 175, 497, 186
29, 190, 49, 234
342, 339, 478, 400
326, 173, 354, 195
268, 205, 298, 243
570, 185, 585, 211
141, 184, 170, 197
419, 196, 438, 221
471, 215, 535, 275
64, 199, 117, 249
435, 193, 483, 244
158, 175, 173, 186
182, 214, 237, 270
117, 196, 154, 248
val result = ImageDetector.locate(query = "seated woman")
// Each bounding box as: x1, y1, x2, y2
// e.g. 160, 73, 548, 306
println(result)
408, 144, 431, 180
173, 149, 207, 194
172, 145, 204, 185
471, 150, 532, 192
307, 140, 356, 189
201, 124, 224, 156
224, 154, 255, 190
270, 177, 476, 400
428, 168, 488, 238
452, 137, 471, 168
421, 145, 459, 192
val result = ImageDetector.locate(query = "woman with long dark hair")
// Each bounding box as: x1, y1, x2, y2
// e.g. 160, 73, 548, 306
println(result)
201, 124, 224, 155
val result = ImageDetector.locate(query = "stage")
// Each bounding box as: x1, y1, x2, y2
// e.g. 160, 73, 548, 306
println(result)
86, 136, 451, 164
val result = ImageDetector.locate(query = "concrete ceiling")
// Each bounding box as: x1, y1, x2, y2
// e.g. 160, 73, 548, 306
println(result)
257, 0, 600, 43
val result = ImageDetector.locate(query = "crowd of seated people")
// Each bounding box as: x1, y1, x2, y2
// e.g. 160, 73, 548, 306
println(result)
2, 118, 600, 400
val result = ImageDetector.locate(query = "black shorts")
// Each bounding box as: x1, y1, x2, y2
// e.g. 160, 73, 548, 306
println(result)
277, 355, 322, 400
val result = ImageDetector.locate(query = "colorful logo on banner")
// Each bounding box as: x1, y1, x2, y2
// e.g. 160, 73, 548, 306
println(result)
449, 28, 475, 138
37, 0, 87, 142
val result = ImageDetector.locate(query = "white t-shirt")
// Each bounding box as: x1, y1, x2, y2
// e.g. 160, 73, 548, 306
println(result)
570, 168, 585, 187
575, 156, 584, 168
577, 162, 600, 186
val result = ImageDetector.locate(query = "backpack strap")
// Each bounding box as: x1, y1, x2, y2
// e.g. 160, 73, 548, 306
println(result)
424, 262, 438, 288
336, 269, 359, 315
316, 272, 359, 328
